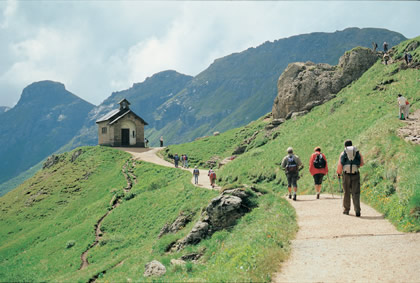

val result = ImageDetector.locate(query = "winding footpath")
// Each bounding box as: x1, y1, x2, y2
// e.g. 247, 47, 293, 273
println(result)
119, 147, 219, 190
273, 195, 420, 282
118, 147, 420, 282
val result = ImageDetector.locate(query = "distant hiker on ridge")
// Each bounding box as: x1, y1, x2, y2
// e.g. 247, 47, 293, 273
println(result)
404, 52, 413, 65
383, 53, 390, 65
336, 140, 364, 217
160, 136, 164, 147
281, 147, 303, 201
144, 138, 149, 147
309, 146, 328, 199
193, 166, 200, 185
383, 41, 388, 53
174, 153, 180, 168
397, 94, 409, 120
372, 41, 378, 52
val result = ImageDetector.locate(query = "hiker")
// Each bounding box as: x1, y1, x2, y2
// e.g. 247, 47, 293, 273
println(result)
397, 94, 409, 120
336, 140, 365, 217
208, 168, 216, 188
144, 138, 149, 147
372, 41, 378, 52
383, 53, 390, 65
181, 154, 185, 167
383, 41, 388, 53
281, 147, 303, 201
160, 136, 164, 147
184, 154, 189, 168
174, 153, 180, 168
309, 146, 328, 199
404, 52, 413, 65
193, 166, 200, 185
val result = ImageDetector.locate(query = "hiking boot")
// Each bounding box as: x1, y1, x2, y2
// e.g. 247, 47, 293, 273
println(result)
293, 194, 297, 201
289, 194, 292, 199
356, 212, 361, 217
343, 211, 349, 215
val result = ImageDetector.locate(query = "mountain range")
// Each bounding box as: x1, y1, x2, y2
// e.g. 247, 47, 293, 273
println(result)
0, 27, 407, 195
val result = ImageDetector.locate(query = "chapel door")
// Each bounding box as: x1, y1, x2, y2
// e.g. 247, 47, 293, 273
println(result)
121, 129, 130, 146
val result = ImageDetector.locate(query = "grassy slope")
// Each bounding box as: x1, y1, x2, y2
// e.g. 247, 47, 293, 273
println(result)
165, 37, 420, 232
0, 146, 296, 282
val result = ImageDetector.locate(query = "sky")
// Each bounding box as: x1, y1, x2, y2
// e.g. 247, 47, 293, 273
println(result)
0, 1, 419, 108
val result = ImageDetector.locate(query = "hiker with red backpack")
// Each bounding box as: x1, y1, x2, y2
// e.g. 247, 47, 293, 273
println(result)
336, 140, 365, 217
208, 168, 217, 188
309, 146, 328, 199
281, 147, 303, 201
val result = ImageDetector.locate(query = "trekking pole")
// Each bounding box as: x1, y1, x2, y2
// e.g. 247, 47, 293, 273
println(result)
338, 175, 343, 199
327, 173, 334, 198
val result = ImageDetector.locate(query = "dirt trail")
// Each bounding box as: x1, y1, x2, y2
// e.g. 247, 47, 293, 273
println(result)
273, 194, 420, 282
119, 147, 219, 191
79, 160, 136, 270
398, 108, 420, 144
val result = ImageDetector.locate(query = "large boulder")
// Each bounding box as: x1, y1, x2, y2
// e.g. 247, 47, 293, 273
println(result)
170, 189, 256, 251
272, 47, 379, 119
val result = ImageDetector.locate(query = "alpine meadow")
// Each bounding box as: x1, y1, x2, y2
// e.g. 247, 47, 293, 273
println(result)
0, 32, 419, 282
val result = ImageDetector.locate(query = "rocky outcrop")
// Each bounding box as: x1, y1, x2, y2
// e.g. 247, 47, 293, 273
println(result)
272, 47, 379, 119
43, 155, 61, 169
144, 260, 166, 277
158, 211, 195, 238
71, 149, 83, 162
169, 189, 256, 251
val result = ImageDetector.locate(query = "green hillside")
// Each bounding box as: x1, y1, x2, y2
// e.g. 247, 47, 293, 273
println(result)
164, 36, 420, 232
0, 146, 296, 282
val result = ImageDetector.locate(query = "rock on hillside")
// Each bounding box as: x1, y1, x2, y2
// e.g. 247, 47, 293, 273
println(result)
272, 47, 379, 119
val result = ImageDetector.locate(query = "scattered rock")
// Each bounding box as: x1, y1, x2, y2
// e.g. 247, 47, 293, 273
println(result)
158, 211, 195, 238
205, 156, 221, 168
181, 250, 205, 261
43, 155, 60, 169
213, 131, 220, 136
272, 118, 285, 126
273, 47, 379, 119
291, 111, 308, 119
170, 259, 186, 266
232, 145, 247, 155
144, 260, 166, 277
71, 149, 83, 162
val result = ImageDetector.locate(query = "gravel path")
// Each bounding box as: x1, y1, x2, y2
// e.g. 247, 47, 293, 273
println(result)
273, 194, 420, 282
118, 147, 219, 191
397, 108, 420, 144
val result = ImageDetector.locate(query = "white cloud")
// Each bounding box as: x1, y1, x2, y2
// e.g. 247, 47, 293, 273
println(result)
0, 1, 419, 108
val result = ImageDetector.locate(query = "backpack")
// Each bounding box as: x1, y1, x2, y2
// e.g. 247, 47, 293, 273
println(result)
210, 172, 216, 179
286, 155, 297, 173
193, 169, 199, 175
341, 146, 361, 174
313, 153, 326, 169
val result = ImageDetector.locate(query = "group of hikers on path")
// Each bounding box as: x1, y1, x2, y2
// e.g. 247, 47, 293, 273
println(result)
281, 139, 364, 217
173, 153, 189, 168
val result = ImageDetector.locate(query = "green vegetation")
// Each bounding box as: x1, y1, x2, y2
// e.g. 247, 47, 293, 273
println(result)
0, 146, 296, 281
165, 37, 420, 232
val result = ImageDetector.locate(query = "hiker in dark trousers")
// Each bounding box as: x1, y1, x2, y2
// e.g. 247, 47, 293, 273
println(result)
404, 52, 412, 65
383, 53, 390, 65
383, 41, 388, 53
193, 166, 200, 185
336, 140, 364, 217
309, 146, 328, 199
281, 147, 303, 201
174, 153, 180, 168
160, 136, 163, 147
